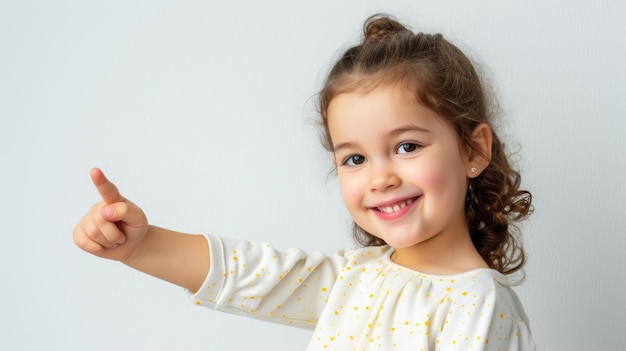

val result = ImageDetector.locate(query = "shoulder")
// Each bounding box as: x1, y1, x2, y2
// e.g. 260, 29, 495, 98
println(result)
447, 269, 529, 320
435, 270, 535, 349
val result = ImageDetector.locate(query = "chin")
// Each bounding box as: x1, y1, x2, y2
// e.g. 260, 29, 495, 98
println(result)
374, 227, 435, 249
375, 234, 426, 249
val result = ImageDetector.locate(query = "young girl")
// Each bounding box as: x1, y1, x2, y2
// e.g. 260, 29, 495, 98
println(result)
74, 15, 535, 350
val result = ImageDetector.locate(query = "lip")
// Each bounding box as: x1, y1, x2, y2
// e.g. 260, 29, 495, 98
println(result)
370, 196, 420, 221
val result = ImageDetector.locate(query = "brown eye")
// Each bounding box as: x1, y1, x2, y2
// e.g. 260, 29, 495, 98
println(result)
343, 155, 366, 166
397, 143, 419, 154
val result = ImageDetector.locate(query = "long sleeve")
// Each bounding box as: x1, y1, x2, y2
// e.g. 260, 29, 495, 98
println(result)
192, 234, 348, 329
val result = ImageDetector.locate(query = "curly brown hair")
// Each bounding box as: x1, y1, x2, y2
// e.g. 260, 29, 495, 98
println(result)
318, 15, 533, 275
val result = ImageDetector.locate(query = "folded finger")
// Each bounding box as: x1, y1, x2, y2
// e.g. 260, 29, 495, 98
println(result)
101, 201, 147, 229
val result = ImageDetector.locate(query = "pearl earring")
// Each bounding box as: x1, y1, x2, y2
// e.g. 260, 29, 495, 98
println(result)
470, 167, 477, 173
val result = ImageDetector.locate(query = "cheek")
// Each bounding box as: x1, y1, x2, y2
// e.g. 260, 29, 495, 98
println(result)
412, 162, 446, 190
414, 159, 466, 196
338, 176, 361, 206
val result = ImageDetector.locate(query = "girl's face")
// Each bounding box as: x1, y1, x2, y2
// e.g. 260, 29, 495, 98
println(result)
327, 85, 473, 255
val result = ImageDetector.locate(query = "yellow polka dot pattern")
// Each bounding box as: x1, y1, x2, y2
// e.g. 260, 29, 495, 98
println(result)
192, 235, 535, 350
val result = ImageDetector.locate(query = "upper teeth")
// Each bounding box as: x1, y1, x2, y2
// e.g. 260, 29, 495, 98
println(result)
377, 198, 414, 213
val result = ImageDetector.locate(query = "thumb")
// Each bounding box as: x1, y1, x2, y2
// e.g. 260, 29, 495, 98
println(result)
91, 168, 124, 204
101, 201, 148, 228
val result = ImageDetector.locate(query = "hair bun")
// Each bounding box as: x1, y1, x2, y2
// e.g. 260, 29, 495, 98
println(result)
363, 15, 408, 42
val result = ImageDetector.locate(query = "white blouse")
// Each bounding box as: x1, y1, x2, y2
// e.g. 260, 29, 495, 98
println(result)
192, 234, 535, 351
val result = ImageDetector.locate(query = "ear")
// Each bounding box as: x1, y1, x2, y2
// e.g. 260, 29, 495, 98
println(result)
466, 123, 492, 178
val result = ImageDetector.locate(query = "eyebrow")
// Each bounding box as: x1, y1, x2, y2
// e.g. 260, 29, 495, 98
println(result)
332, 125, 430, 152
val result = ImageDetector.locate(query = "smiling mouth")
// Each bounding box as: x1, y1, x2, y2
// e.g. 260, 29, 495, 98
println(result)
375, 197, 418, 214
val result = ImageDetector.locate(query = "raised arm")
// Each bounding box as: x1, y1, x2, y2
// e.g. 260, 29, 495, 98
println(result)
74, 168, 210, 292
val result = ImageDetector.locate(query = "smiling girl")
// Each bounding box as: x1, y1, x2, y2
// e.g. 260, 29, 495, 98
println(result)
329, 86, 494, 275
74, 15, 534, 350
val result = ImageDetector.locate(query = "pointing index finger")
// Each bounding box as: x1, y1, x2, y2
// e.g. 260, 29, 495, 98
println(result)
90, 168, 124, 204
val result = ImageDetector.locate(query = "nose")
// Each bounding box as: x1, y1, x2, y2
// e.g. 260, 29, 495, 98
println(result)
369, 162, 401, 192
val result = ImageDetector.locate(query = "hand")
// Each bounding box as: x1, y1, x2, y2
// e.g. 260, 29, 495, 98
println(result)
73, 168, 149, 262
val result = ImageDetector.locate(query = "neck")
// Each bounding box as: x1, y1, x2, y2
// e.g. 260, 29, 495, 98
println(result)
391, 226, 488, 275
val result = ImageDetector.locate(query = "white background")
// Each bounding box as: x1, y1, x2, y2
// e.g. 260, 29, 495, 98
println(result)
1, 1, 625, 350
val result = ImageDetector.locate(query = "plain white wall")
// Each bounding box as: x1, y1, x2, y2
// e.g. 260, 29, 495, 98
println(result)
1, 0, 625, 350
